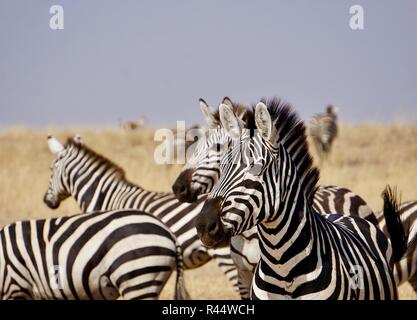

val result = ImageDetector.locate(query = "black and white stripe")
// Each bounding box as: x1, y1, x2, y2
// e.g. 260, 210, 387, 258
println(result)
43, 136, 239, 295
227, 186, 379, 299
173, 98, 248, 203
174, 98, 416, 297
229, 192, 417, 298
0, 209, 188, 300
173, 100, 373, 224
173, 98, 380, 298
308, 105, 338, 160
195, 100, 406, 299
377, 200, 417, 289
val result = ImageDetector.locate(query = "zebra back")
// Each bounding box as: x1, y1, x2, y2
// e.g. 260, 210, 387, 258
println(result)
0, 210, 180, 300
196, 99, 399, 299
44, 136, 241, 295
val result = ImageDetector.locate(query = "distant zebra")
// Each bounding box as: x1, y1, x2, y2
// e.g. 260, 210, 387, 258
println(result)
43, 136, 239, 296
120, 118, 147, 131
195, 100, 407, 299
0, 209, 188, 300
309, 104, 338, 160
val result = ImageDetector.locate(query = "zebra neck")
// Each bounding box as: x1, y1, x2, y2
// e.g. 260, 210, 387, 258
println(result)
71, 167, 145, 212
255, 185, 321, 293
0, 230, 5, 298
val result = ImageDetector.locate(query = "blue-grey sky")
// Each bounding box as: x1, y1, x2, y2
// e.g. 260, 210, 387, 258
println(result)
0, 0, 416, 127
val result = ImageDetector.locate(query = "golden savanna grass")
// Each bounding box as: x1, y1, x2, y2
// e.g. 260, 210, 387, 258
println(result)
0, 123, 416, 300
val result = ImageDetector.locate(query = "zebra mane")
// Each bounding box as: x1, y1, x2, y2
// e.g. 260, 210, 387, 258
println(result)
250, 97, 320, 204
212, 99, 254, 127
65, 138, 126, 178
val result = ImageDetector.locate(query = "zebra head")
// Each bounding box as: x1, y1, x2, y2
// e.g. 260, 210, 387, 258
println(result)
172, 97, 247, 202
196, 99, 320, 248
195, 102, 278, 248
43, 135, 82, 209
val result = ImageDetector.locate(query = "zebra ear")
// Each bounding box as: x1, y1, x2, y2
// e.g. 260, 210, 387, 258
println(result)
222, 97, 233, 108
219, 104, 241, 140
255, 102, 272, 140
47, 135, 64, 155
223, 97, 246, 122
73, 134, 83, 145
199, 98, 219, 129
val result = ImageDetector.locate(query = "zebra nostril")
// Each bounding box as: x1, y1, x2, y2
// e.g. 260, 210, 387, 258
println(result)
179, 185, 187, 195
208, 222, 218, 236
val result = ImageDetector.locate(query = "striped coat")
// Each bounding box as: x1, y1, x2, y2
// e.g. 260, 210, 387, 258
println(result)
195, 100, 406, 299
44, 136, 239, 295
172, 98, 415, 297
0, 210, 188, 300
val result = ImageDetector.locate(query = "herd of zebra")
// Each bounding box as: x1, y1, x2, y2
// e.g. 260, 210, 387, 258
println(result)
0, 96, 416, 300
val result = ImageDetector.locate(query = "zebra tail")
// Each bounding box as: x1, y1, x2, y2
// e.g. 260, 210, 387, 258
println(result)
174, 242, 190, 300
382, 185, 408, 263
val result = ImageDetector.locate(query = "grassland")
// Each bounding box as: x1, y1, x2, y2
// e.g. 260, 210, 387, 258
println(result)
0, 123, 416, 299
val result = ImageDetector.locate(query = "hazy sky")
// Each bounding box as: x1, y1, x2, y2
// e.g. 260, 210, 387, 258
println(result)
0, 1, 416, 127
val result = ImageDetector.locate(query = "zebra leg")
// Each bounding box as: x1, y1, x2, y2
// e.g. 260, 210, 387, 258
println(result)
173, 244, 190, 300
236, 269, 253, 300
209, 247, 241, 297
409, 273, 417, 294
230, 234, 258, 300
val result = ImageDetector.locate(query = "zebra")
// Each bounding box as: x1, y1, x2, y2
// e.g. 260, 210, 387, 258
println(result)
43, 135, 240, 297
173, 97, 417, 296
217, 198, 417, 299
378, 200, 417, 290
173, 98, 376, 297
173, 99, 373, 222
173, 97, 250, 204
308, 104, 338, 160
194, 100, 407, 299
0, 209, 189, 300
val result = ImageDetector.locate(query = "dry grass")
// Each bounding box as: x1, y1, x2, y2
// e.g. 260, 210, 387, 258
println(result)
0, 123, 416, 300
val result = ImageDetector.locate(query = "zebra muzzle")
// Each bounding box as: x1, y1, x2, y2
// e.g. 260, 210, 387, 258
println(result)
195, 196, 230, 248
172, 169, 198, 203
43, 193, 60, 209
